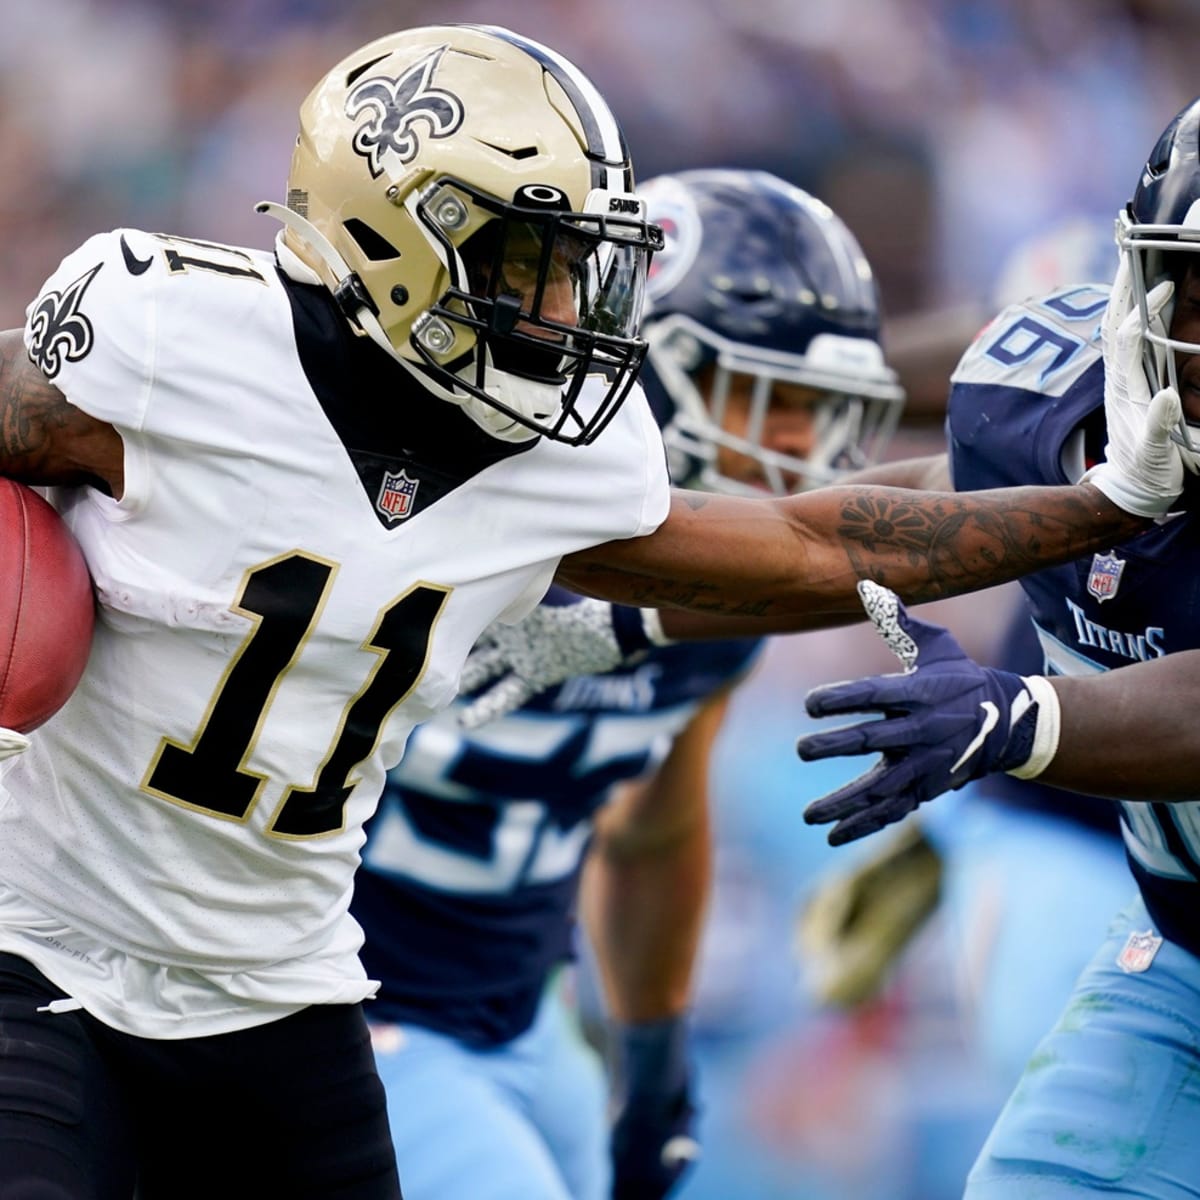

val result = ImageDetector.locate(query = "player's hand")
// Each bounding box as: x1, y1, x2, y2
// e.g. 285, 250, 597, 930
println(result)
457, 589, 656, 729
1083, 257, 1185, 516
796, 821, 943, 1008
609, 1016, 700, 1200
798, 582, 1058, 846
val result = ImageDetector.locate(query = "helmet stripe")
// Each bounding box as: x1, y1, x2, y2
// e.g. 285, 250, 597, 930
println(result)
465, 25, 631, 192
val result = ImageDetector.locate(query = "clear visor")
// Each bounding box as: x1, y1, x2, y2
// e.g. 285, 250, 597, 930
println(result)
462, 216, 648, 339
406, 179, 661, 445
418, 182, 656, 343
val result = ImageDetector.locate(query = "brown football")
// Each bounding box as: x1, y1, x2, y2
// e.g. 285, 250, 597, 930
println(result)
0, 481, 95, 731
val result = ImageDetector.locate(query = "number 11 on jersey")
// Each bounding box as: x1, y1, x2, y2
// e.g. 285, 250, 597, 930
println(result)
142, 551, 450, 839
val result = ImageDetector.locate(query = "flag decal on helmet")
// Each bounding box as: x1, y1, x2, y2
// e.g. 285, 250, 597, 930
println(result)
347, 47, 464, 178
376, 469, 420, 524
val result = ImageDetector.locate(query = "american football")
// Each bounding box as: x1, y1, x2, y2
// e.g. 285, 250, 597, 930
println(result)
0, 480, 94, 732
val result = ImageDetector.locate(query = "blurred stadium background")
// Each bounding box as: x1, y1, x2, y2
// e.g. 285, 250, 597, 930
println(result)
3, 1, 1195, 1196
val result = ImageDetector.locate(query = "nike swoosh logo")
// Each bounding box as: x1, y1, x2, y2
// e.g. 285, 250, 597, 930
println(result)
951, 701, 999, 773
119, 235, 154, 276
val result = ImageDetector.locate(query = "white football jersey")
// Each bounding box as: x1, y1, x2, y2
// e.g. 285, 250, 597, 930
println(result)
0, 228, 669, 1036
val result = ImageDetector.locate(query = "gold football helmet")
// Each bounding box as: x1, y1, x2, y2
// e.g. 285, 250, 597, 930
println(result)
258, 25, 663, 444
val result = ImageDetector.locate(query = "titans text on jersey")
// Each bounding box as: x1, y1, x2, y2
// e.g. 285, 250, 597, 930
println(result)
949, 282, 1200, 955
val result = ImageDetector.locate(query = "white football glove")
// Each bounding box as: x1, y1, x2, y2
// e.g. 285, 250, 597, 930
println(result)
0, 728, 29, 760
457, 597, 664, 729
1082, 258, 1184, 517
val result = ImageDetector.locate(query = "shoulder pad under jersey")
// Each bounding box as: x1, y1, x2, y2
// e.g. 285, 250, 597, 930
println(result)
948, 285, 1108, 491
24, 229, 279, 433
24, 229, 171, 430
952, 284, 1108, 396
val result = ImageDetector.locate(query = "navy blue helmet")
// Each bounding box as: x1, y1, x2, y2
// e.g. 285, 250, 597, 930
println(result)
637, 169, 904, 493
1119, 96, 1200, 467
1128, 96, 1200, 231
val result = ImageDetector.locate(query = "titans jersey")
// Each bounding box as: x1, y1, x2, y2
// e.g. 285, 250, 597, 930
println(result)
0, 229, 669, 1036
353, 629, 761, 1046
949, 283, 1200, 956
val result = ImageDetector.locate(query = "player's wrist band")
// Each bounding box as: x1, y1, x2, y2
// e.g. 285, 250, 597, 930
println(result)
609, 1013, 690, 1099
1005, 674, 1061, 780
611, 605, 674, 657
638, 607, 674, 647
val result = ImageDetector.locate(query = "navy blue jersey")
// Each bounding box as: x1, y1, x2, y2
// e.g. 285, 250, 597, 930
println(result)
950, 283, 1200, 956
352, 631, 761, 1046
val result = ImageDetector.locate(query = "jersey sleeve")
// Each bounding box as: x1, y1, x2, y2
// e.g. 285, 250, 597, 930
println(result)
947, 286, 1107, 492
538, 379, 670, 543
23, 229, 158, 433
484, 384, 671, 628
622, 383, 672, 537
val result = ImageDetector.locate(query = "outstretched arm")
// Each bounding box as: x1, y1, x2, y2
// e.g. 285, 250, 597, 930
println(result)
462, 331, 1179, 725
560, 480, 1146, 632
458, 455, 1162, 728
566, 375, 1181, 628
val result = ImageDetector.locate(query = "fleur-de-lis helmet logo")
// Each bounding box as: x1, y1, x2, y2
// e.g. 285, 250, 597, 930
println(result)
347, 47, 464, 179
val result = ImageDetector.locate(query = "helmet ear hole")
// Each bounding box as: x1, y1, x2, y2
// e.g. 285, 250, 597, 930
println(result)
343, 219, 401, 262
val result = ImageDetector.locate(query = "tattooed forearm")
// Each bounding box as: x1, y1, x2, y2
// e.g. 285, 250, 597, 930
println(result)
833, 485, 1145, 603
557, 561, 774, 613
566, 481, 1149, 635
0, 329, 122, 492
0, 345, 74, 475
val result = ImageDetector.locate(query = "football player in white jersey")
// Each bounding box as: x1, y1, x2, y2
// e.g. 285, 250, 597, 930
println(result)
0, 22, 1182, 1200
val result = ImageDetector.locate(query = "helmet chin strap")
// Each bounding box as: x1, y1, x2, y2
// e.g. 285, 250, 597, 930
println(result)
404, 353, 550, 443
463, 355, 564, 442
257, 200, 557, 444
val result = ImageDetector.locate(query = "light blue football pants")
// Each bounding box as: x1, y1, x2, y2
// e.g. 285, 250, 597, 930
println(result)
369, 981, 610, 1200
965, 894, 1200, 1198
931, 796, 1134, 1089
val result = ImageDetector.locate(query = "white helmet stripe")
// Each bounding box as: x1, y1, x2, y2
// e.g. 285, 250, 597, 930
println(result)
467, 24, 630, 192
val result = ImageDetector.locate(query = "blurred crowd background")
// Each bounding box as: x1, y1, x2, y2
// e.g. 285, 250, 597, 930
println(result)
3, 1, 1196, 1196
5, 0, 1199, 364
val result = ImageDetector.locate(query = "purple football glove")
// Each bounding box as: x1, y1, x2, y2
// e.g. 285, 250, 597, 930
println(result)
609, 1016, 700, 1200
798, 582, 1057, 846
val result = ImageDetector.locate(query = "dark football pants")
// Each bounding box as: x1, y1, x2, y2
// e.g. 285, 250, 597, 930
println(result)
0, 952, 403, 1199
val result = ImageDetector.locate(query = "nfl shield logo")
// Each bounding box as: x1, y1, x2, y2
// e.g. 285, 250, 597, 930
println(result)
1116, 928, 1162, 974
1086, 551, 1125, 603
376, 469, 419, 524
